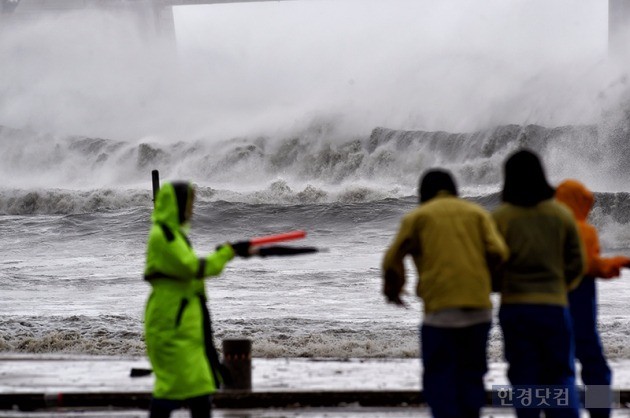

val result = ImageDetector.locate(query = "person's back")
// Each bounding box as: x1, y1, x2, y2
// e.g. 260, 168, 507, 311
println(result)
382, 169, 508, 418
493, 198, 583, 305
388, 193, 505, 313
492, 149, 584, 418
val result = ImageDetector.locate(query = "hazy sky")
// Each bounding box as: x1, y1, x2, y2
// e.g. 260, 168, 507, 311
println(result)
173, 0, 610, 136
175, 0, 607, 54
0, 0, 620, 141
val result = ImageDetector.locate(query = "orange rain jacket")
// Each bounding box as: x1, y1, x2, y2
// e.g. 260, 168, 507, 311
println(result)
555, 179, 630, 279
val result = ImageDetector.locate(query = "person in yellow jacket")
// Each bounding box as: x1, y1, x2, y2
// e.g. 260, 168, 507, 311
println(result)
143, 181, 250, 418
492, 150, 585, 418
556, 179, 630, 418
382, 169, 509, 418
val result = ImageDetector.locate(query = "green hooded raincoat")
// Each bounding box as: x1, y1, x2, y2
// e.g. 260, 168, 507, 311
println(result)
143, 182, 234, 400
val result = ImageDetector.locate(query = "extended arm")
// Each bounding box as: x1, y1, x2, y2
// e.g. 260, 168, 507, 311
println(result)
382, 216, 416, 306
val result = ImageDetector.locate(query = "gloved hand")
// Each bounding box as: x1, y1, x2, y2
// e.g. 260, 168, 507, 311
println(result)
230, 241, 251, 258
612, 256, 630, 269
599, 256, 630, 278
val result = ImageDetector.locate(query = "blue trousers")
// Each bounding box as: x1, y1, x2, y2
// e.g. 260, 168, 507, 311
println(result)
569, 276, 612, 418
421, 322, 491, 418
499, 304, 580, 418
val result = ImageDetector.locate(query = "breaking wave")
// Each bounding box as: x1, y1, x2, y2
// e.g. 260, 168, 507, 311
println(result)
2, 188, 630, 245
2, 315, 630, 361
2, 117, 630, 196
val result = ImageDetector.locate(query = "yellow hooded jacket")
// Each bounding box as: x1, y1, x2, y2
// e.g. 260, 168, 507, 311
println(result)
382, 193, 509, 314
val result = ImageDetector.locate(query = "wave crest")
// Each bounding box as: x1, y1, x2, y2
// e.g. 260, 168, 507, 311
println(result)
0, 121, 620, 193
2, 316, 630, 360
0, 188, 151, 215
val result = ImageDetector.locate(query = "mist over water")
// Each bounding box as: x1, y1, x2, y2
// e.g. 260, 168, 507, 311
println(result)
0, 0, 624, 140
174, 0, 613, 133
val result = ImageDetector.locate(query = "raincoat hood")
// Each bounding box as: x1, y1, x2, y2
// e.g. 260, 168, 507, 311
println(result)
152, 182, 193, 228
555, 179, 594, 222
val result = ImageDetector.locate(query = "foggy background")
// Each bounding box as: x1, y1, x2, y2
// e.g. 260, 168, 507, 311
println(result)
0, 0, 623, 143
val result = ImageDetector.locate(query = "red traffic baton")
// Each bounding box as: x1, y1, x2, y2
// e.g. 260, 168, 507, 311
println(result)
249, 230, 306, 247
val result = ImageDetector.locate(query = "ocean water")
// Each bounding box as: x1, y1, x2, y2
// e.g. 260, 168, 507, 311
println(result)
1, 121, 630, 361
1, 0, 630, 366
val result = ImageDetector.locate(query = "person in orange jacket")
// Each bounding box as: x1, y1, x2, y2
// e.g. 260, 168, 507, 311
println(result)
556, 179, 630, 418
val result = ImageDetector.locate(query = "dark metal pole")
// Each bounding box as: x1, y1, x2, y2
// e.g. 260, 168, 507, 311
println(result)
222, 339, 252, 390
151, 170, 160, 206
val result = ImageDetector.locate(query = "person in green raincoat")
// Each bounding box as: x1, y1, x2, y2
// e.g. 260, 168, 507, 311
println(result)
143, 181, 250, 418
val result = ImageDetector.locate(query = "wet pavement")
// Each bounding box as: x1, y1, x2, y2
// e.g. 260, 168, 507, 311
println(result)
1, 356, 629, 417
